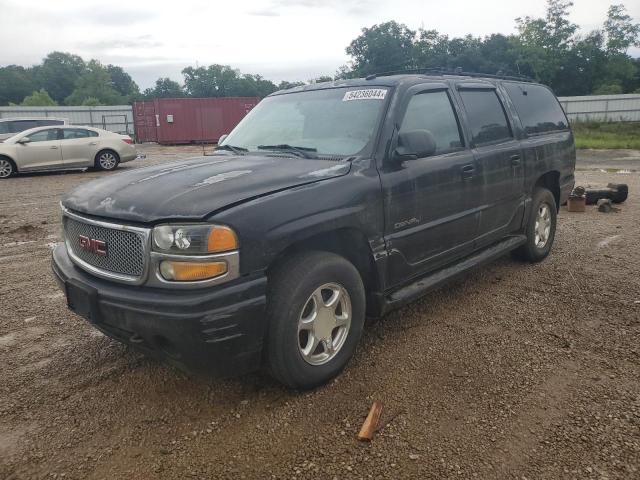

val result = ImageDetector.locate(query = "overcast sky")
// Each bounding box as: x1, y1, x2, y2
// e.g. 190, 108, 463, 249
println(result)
1, 0, 638, 89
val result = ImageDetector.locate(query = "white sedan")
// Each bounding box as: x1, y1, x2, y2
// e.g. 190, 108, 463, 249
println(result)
0, 126, 138, 178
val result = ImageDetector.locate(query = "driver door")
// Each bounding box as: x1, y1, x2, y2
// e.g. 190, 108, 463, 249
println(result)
15, 128, 62, 170
379, 86, 481, 287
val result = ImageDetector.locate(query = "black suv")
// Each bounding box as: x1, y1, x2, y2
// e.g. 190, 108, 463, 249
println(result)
52, 73, 575, 389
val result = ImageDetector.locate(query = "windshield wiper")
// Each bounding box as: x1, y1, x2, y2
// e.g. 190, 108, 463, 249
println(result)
216, 144, 248, 154
257, 144, 317, 159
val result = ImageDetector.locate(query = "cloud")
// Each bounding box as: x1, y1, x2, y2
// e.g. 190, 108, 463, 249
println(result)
247, 8, 280, 17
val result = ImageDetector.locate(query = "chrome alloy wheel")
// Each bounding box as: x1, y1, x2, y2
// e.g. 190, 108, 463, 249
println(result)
98, 152, 117, 170
534, 203, 552, 248
297, 282, 351, 366
0, 159, 13, 178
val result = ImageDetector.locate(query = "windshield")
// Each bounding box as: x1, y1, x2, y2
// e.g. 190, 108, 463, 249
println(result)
221, 87, 389, 157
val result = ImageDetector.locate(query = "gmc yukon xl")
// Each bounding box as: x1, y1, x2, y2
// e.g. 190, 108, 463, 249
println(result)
52, 72, 575, 389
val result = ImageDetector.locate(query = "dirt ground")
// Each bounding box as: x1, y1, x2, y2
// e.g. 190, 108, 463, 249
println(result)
1, 145, 639, 480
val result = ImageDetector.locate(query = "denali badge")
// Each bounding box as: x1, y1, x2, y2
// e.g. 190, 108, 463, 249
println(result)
78, 235, 108, 256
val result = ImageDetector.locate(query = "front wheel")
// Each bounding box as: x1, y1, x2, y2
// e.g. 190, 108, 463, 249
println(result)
266, 251, 366, 389
513, 187, 557, 262
95, 150, 120, 171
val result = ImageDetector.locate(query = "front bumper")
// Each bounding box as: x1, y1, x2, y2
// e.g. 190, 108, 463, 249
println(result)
52, 243, 267, 376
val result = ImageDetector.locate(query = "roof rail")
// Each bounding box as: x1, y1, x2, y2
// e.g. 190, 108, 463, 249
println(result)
365, 68, 534, 83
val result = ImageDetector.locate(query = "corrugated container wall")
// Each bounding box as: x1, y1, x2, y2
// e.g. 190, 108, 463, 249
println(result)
134, 97, 259, 144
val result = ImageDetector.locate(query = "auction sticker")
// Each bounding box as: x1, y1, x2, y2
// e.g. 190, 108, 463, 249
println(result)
343, 89, 387, 101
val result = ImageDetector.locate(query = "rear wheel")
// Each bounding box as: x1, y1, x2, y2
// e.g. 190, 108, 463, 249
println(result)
266, 251, 366, 389
0, 158, 15, 178
513, 187, 557, 262
95, 150, 120, 171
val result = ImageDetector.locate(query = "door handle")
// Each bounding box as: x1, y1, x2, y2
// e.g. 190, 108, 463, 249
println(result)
461, 164, 475, 179
89, 142, 98, 146
510, 154, 521, 166
50, 146, 59, 149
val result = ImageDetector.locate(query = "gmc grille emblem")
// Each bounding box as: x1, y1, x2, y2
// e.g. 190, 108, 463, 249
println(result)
78, 235, 108, 257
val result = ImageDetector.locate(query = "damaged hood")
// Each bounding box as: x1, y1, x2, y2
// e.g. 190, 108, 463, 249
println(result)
63, 154, 351, 223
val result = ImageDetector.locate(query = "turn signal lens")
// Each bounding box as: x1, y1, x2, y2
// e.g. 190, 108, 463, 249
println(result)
207, 227, 238, 252
160, 260, 227, 281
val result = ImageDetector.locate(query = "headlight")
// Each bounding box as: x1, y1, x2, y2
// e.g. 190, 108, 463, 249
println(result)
152, 224, 238, 254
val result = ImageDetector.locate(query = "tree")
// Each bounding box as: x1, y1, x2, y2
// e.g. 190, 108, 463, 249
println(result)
182, 65, 277, 97
106, 65, 140, 101
65, 60, 127, 105
81, 97, 103, 106
16, 89, 57, 106
37, 52, 86, 103
0, 66, 37, 106
604, 4, 640, 54
143, 77, 185, 99
346, 21, 417, 76
278, 81, 305, 90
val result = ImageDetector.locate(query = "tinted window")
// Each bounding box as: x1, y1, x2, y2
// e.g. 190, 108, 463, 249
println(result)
12, 120, 41, 132
400, 90, 463, 154
503, 83, 568, 135
26, 129, 59, 142
62, 128, 93, 139
37, 119, 65, 127
459, 89, 512, 145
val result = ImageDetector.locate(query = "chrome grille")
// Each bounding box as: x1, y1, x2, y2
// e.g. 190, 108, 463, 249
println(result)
63, 215, 147, 279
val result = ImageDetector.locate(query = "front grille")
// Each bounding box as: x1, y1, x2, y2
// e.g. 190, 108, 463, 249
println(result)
63, 215, 146, 278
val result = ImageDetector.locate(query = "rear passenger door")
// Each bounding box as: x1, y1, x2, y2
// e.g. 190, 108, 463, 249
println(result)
60, 128, 99, 167
380, 85, 482, 286
456, 85, 524, 247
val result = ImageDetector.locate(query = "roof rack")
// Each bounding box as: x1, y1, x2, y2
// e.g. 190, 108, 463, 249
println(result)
365, 67, 534, 83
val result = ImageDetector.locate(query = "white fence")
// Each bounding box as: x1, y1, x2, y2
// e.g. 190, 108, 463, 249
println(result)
558, 94, 640, 122
0, 106, 134, 134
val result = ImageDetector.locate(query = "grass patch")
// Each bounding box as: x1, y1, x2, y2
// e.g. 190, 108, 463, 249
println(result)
571, 121, 640, 149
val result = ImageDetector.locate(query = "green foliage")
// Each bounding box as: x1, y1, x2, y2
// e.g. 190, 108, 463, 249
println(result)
37, 52, 86, 103
342, 1, 640, 96
182, 65, 278, 97
81, 97, 103, 106
592, 83, 624, 94
0, 65, 37, 105
345, 21, 417, 76
15, 89, 57, 106
106, 65, 140, 101
572, 121, 640, 149
142, 78, 185, 99
278, 81, 305, 90
64, 60, 127, 106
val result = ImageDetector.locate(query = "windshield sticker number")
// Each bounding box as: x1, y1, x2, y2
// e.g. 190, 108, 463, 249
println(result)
343, 89, 387, 101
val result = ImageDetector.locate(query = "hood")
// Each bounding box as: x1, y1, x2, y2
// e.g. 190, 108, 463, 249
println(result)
62, 154, 351, 223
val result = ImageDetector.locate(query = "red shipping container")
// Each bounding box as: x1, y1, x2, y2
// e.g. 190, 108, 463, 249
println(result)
133, 97, 259, 144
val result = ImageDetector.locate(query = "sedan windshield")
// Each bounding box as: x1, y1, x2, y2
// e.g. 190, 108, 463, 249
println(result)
220, 87, 389, 157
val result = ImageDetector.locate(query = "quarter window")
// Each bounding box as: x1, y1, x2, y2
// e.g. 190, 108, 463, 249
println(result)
62, 129, 93, 139
26, 129, 59, 142
459, 89, 512, 145
399, 90, 464, 155
503, 83, 568, 135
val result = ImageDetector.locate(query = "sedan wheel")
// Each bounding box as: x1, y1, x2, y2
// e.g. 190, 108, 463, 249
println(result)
97, 151, 119, 171
0, 159, 14, 178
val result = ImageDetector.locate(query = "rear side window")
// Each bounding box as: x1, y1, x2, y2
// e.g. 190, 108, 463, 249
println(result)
459, 89, 512, 145
399, 90, 463, 154
503, 83, 568, 135
62, 128, 96, 139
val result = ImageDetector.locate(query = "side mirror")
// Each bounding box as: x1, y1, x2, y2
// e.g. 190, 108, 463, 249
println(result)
394, 130, 436, 160
17, 137, 31, 144
218, 134, 228, 145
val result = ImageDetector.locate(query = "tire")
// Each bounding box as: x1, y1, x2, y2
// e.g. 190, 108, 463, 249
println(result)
0, 157, 15, 179
512, 187, 557, 263
95, 150, 120, 171
265, 251, 366, 390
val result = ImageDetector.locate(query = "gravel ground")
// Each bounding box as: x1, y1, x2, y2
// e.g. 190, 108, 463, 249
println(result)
1, 145, 639, 480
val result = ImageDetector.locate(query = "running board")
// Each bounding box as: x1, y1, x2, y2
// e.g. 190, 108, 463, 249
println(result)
381, 235, 526, 315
